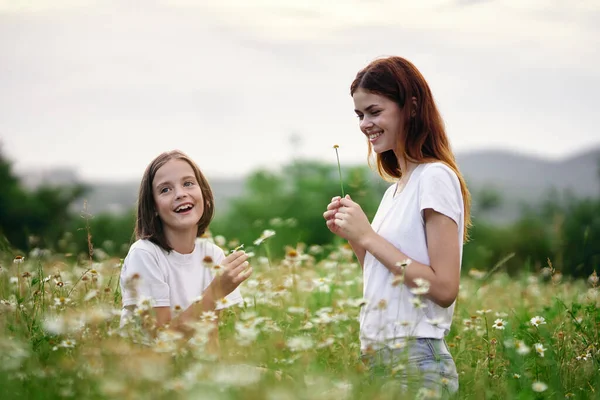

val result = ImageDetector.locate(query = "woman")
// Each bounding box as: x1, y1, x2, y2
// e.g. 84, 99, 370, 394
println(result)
323, 56, 471, 395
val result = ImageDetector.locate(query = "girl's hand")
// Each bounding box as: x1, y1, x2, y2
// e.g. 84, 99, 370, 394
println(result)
332, 195, 374, 244
323, 196, 343, 236
209, 251, 252, 299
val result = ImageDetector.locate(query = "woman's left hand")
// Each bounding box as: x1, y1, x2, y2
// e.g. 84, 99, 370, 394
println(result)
334, 195, 374, 244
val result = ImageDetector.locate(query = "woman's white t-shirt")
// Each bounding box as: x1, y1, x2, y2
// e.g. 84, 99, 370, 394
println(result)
119, 238, 243, 326
359, 162, 464, 350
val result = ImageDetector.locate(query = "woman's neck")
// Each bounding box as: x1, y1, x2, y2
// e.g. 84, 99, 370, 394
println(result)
164, 228, 197, 254
394, 153, 417, 183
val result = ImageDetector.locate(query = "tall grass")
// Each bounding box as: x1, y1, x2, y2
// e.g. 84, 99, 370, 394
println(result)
1, 237, 598, 399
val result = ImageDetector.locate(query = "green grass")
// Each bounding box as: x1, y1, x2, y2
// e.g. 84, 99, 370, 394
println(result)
1, 240, 599, 400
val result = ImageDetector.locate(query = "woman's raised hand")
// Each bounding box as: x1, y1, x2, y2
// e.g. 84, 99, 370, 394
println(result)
324, 196, 343, 236
325, 195, 374, 244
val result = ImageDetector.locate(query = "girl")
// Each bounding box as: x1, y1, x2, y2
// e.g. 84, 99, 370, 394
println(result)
119, 150, 252, 352
323, 56, 471, 395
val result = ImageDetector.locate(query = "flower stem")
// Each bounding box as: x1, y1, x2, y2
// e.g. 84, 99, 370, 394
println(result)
334, 146, 345, 197
264, 242, 272, 270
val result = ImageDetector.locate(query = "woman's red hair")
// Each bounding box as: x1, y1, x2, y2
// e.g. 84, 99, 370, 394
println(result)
351, 56, 472, 242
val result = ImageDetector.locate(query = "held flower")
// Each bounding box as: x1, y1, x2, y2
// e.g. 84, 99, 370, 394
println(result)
253, 230, 276, 246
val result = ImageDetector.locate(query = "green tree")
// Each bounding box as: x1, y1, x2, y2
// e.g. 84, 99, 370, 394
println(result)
211, 160, 386, 258
558, 197, 600, 278
597, 156, 600, 194
474, 185, 503, 214
0, 143, 86, 252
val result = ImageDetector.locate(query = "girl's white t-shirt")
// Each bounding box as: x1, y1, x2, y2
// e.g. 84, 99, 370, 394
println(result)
359, 162, 464, 350
119, 238, 243, 326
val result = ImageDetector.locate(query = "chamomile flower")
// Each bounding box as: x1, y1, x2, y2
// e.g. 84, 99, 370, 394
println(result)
492, 319, 507, 330
58, 339, 76, 348
316, 337, 335, 349
395, 258, 412, 269
153, 338, 179, 354
392, 363, 407, 375
202, 256, 214, 267
531, 381, 548, 392
211, 264, 224, 275
253, 229, 276, 246
216, 298, 230, 308
54, 297, 72, 307
211, 364, 262, 387
200, 311, 218, 322
468, 269, 486, 279
236, 328, 259, 347
534, 343, 547, 357
391, 274, 405, 286
301, 322, 314, 330
136, 296, 153, 311
308, 245, 323, 254
83, 289, 98, 302
515, 340, 531, 355
214, 235, 226, 247
409, 297, 425, 309
530, 316, 546, 327
588, 271, 598, 286
411, 278, 430, 295
415, 387, 441, 399
426, 317, 444, 328
286, 335, 314, 352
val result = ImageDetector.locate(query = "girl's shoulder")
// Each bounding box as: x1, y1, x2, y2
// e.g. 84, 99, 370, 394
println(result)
126, 239, 163, 257
194, 238, 226, 259
121, 239, 164, 275
129, 238, 159, 250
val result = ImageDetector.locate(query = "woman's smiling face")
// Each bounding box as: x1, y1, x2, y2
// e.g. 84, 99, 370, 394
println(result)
353, 88, 406, 154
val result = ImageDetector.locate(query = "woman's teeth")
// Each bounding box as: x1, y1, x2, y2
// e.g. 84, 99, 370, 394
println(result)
368, 132, 383, 140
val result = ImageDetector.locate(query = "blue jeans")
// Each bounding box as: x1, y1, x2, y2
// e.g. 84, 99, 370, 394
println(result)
360, 338, 459, 397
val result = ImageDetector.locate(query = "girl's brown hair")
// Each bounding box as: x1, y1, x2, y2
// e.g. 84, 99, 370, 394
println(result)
351, 56, 472, 242
135, 150, 215, 251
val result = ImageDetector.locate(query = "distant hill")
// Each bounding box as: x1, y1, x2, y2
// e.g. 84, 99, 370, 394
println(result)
456, 147, 600, 223
56, 178, 245, 217
19, 148, 600, 223
457, 148, 600, 199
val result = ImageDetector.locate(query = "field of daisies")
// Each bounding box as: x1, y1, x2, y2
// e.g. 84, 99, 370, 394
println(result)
1, 232, 599, 400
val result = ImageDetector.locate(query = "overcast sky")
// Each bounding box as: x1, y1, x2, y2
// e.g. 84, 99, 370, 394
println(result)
1, 0, 598, 182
